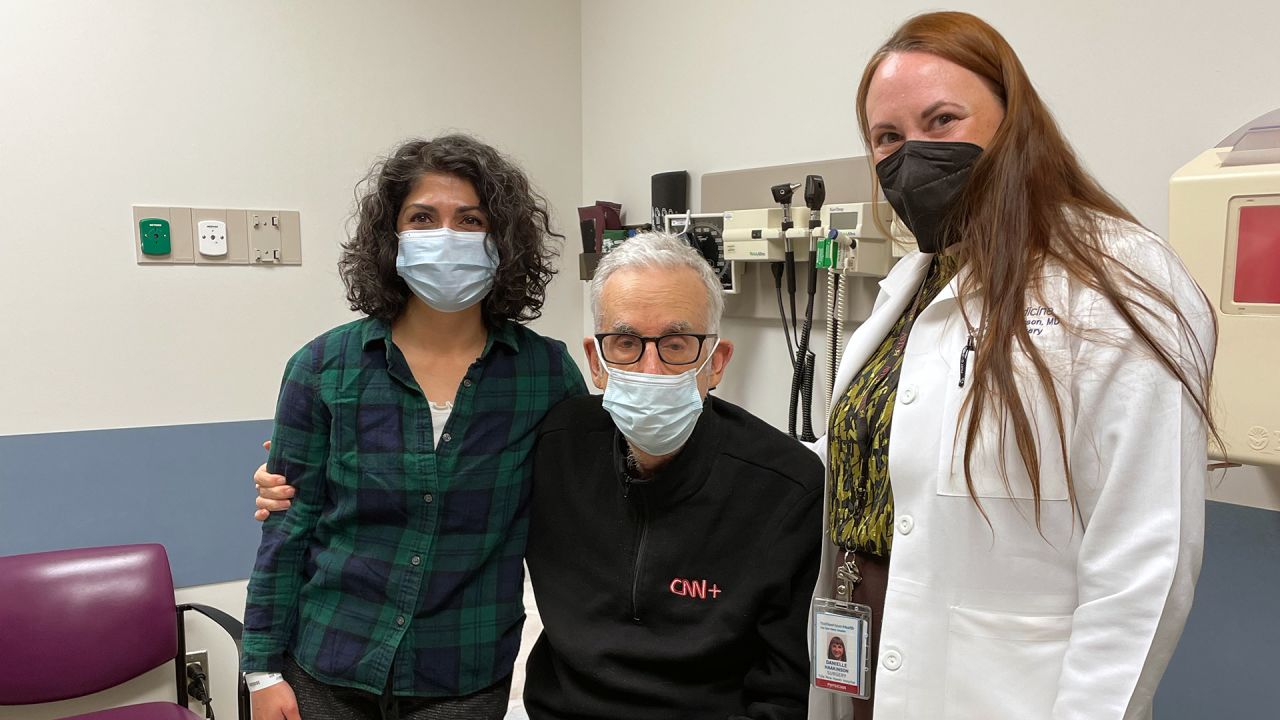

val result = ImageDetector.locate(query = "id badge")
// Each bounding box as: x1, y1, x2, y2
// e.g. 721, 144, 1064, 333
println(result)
812, 597, 871, 699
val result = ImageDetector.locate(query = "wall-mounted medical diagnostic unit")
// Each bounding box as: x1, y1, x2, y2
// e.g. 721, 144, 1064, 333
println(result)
591, 159, 911, 441
665, 212, 739, 293
679, 176, 909, 441
1170, 109, 1280, 467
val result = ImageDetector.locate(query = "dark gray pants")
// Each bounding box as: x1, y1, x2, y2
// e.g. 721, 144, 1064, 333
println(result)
282, 655, 511, 720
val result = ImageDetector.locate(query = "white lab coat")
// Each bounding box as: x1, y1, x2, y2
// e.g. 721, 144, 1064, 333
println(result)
806, 217, 1213, 720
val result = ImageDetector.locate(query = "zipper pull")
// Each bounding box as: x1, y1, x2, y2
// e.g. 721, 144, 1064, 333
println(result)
959, 333, 975, 388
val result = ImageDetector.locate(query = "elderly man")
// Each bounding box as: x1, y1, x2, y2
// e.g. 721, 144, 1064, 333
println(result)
523, 232, 822, 719
253, 232, 821, 719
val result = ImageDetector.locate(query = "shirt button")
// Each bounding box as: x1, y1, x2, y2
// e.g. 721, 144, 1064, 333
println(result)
901, 385, 918, 405
882, 649, 903, 671
462, 378, 473, 388
410, 555, 421, 566
395, 615, 405, 626
897, 515, 915, 535
441, 432, 452, 443
423, 493, 434, 503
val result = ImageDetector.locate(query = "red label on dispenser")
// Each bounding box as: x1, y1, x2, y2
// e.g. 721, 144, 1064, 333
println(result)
1235, 204, 1280, 304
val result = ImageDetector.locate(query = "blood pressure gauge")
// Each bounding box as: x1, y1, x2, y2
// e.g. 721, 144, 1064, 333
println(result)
665, 213, 738, 294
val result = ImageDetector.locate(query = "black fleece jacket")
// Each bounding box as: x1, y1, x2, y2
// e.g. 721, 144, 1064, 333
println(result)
524, 394, 823, 720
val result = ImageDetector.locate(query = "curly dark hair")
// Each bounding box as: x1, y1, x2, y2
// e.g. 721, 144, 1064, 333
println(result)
339, 133, 561, 325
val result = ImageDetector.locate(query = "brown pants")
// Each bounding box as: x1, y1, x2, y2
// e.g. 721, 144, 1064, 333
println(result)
832, 551, 891, 720
282, 655, 511, 720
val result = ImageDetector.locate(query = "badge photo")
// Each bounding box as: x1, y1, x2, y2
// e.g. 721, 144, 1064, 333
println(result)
812, 598, 871, 699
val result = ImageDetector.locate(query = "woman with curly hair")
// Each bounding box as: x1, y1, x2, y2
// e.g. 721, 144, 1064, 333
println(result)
240, 134, 587, 720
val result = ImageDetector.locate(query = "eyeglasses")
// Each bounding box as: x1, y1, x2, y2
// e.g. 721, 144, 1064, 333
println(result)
595, 333, 717, 366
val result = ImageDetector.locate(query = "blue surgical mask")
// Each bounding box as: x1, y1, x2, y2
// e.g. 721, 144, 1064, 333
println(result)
600, 339, 720, 457
396, 228, 497, 313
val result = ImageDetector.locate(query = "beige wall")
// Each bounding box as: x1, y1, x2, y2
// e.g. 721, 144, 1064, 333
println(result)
0, 0, 585, 436
579, 0, 1280, 507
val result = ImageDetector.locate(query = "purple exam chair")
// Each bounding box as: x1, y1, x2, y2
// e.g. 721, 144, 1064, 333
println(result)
0, 544, 248, 720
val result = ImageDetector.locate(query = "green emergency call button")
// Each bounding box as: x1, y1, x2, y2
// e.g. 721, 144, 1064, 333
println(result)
140, 217, 171, 256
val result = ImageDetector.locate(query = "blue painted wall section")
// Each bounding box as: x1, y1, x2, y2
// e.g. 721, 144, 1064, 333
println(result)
1154, 499, 1280, 716
0, 420, 273, 588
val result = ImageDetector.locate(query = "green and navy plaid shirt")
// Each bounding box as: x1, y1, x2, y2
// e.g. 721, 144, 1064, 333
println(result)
241, 317, 587, 697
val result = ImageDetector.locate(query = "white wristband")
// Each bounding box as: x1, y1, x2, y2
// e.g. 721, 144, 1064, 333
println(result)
245, 671, 285, 692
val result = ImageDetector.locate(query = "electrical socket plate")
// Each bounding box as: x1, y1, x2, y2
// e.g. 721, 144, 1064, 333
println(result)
197, 220, 228, 257
185, 649, 208, 677
192, 208, 248, 265
184, 649, 209, 713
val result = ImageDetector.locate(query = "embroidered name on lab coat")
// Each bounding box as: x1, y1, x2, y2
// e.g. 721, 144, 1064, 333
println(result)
1025, 306, 1060, 336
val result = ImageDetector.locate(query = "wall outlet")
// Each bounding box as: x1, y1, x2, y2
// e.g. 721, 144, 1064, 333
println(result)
197, 220, 228, 257
192, 208, 248, 264
184, 649, 210, 713
185, 649, 208, 678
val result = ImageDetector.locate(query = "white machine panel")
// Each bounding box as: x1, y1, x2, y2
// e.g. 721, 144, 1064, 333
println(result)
722, 208, 811, 262
1169, 109, 1280, 466
822, 202, 893, 277
665, 212, 739, 294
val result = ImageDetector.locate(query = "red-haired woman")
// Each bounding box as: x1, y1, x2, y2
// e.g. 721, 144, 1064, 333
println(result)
811, 12, 1215, 720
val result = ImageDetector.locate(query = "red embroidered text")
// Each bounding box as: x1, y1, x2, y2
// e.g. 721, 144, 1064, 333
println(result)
669, 577, 722, 599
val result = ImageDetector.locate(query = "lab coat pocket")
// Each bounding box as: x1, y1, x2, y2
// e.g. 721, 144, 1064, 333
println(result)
938, 348, 1072, 501
943, 606, 1072, 720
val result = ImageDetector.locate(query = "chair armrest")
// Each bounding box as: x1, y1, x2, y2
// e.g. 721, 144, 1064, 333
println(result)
178, 603, 248, 720
179, 603, 243, 643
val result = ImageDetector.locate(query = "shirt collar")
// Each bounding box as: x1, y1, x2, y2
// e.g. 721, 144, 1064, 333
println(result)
488, 320, 521, 353
611, 396, 723, 507
879, 252, 932, 300
360, 316, 522, 354
880, 251, 973, 305
361, 317, 392, 349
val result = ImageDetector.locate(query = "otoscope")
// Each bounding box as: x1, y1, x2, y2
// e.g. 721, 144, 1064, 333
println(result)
771, 182, 801, 344
788, 175, 824, 441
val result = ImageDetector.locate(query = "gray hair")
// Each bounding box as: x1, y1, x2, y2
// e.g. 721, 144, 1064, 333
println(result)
589, 231, 724, 333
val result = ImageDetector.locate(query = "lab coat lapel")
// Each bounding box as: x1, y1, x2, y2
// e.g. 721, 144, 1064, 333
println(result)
827, 252, 932, 412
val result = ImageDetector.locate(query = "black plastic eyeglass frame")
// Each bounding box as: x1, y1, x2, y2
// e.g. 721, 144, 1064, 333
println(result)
595, 332, 717, 365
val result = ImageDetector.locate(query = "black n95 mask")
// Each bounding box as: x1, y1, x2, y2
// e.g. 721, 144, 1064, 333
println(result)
875, 141, 983, 254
